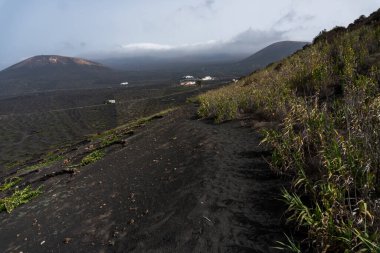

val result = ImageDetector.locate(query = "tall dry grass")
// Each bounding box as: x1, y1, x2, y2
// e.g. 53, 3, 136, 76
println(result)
197, 23, 380, 252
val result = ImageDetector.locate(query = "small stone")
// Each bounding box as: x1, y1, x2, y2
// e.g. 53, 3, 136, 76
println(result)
63, 238, 72, 244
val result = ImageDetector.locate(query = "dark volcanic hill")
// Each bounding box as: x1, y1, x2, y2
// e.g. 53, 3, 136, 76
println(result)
0, 55, 120, 96
1, 55, 110, 79
5, 55, 105, 70
238, 41, 309, 70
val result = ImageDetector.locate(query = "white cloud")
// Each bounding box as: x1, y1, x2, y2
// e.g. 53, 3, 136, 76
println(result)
120, 40, 219, 53
121, 43, 173, 51
1, 0, 379, 70
109, 28, 285, 59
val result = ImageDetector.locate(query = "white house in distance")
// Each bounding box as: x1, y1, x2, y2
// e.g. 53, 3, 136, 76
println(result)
179, 75, 215, 86
201, 76, 215, 81
120, 81, 129, 86
106, 99, 116, 104
180, 75, 198, 86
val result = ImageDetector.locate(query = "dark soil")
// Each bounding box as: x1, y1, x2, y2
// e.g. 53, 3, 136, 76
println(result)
0, 85, 208, 168
0, 105, 289, 253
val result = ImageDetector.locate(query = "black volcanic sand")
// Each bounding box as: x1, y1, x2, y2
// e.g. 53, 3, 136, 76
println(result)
0, 105, 289, 253
0, 85, 209, 168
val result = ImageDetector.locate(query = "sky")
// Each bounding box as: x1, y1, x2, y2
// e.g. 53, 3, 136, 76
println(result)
0, 0, 379, 69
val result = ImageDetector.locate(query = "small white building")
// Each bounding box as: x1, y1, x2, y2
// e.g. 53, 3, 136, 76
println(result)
180, 75, 199, 86
106, 99, 116, 104
120, 82, 129, 86
180, 81, 197, 86
201, 76, 215, 81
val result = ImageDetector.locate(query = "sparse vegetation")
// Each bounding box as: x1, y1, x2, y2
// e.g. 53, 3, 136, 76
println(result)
80, 150, 105, 166
86, 108, 177, 163
17, 153, 63, 175
0, 177, 22, 192
197, 12, 380, 252
93, 107, 177, 145
0, 186, 42, 213
4, 160, 24, 170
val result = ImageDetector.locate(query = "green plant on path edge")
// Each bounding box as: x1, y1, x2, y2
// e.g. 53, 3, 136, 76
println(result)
0, 186, 42, 213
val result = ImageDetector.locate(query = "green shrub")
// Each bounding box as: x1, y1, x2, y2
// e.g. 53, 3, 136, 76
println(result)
0, 186, 42, 213
0, 177, 22, 192
80, 150, 105, 166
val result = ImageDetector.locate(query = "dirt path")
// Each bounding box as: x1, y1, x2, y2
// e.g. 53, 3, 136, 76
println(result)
0, 105, 288, 253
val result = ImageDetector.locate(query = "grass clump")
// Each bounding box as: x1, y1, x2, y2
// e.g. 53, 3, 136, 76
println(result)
100, 134, 122, 148
93, 107, 177, 145
0, 177, 22, 192
80, 150, 105, 166
197, 11, 380, 252
18, 153, 64, 175
0, 186, 42, 213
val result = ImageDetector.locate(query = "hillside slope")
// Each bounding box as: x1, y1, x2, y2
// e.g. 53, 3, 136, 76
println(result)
203, 41, 309, 77
238, 41, 308, 69
197, 8, 380, 252
0, 105, 288, 252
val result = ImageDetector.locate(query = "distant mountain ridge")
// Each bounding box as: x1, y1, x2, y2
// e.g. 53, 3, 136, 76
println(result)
96, 41, 309, 77
193, 41, 309, 76
238, 41, 309, 69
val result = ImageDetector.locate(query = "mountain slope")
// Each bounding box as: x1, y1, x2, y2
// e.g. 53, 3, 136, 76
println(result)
238, 41, 309, 69
193, 41, 309, 77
